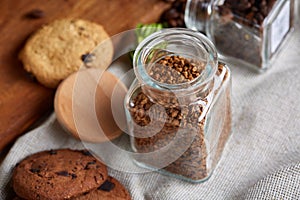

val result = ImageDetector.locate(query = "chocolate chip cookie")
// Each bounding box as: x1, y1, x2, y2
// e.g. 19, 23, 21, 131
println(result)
19, 18, 113, 88
12, 149, 108, 200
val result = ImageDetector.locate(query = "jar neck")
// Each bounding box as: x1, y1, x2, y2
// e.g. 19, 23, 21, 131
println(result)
133, 28, 218, 104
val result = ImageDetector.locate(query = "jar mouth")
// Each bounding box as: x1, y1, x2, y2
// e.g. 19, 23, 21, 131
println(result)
133, 28, 218, 92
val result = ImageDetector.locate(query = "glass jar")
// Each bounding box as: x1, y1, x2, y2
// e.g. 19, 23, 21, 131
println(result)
124, 28, 232, 183
185, 0, 295, 71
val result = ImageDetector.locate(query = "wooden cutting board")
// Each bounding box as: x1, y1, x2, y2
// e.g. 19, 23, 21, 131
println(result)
0, 0, 170, 151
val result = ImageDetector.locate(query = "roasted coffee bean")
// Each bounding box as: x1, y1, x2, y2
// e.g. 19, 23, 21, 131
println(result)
251, 6, 259, 12
173, 0, 186, 11
98, 180, 115, 192
221, 0, 277, 26
255, 13, 264, 24
160, 0, 187, 27
260, 6, 268, 17
164, 8, 180, 19
25, 9, 45, 19
235, 2, 252, 11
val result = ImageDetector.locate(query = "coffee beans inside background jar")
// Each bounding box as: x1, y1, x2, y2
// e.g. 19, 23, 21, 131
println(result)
219, 0, 277, 27
160, 0, 187, 27
159, 0, 276, 29
183, 0, 295, 70
214, 0, 281, 68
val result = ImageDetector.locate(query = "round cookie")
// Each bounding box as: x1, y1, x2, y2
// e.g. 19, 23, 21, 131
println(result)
19, 18, 113, 88
73, 176, 131, 200
12, 149, 108, 200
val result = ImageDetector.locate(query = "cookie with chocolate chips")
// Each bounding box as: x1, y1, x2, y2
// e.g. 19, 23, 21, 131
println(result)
12, 149, 108, 200
19, 18, 113, 88
73, 176, 131, 200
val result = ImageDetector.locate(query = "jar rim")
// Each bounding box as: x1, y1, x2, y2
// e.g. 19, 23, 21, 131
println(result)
133, 28, 218, 92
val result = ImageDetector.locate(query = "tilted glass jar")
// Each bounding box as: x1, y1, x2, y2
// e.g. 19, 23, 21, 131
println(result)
124, 28, 232, 183
185, 0, 295, 71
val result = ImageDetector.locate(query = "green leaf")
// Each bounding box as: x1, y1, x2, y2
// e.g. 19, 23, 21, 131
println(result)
129, 23, 168, 61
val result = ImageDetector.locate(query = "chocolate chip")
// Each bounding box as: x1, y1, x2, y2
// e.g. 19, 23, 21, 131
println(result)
84, 166, 89, 170
81, 150, 93, 156
71, 173, 77, 179
81, 53, 94, 63
25, 9, 45, 19
25, 72, 36, 82
55, 171, 69, 177
49, 149, 57, 155
87, 161, 96, 165
84, 161, 96, 170
98, 180, 115, 192
30, 168, 41, 173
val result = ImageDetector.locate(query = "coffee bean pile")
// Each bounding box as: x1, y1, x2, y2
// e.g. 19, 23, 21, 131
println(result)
220, 0, 277, 26
160, 0, 187, 27
149, 55, 203, 84
128, 62, 232, 181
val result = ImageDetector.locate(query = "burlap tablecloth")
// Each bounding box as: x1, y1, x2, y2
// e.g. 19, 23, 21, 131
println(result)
1, 14, 300, 200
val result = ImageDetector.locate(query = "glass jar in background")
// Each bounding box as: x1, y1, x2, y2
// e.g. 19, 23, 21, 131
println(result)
124, 29, 232, 183
185, 0, 295, 71
296, 0, 300, 24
